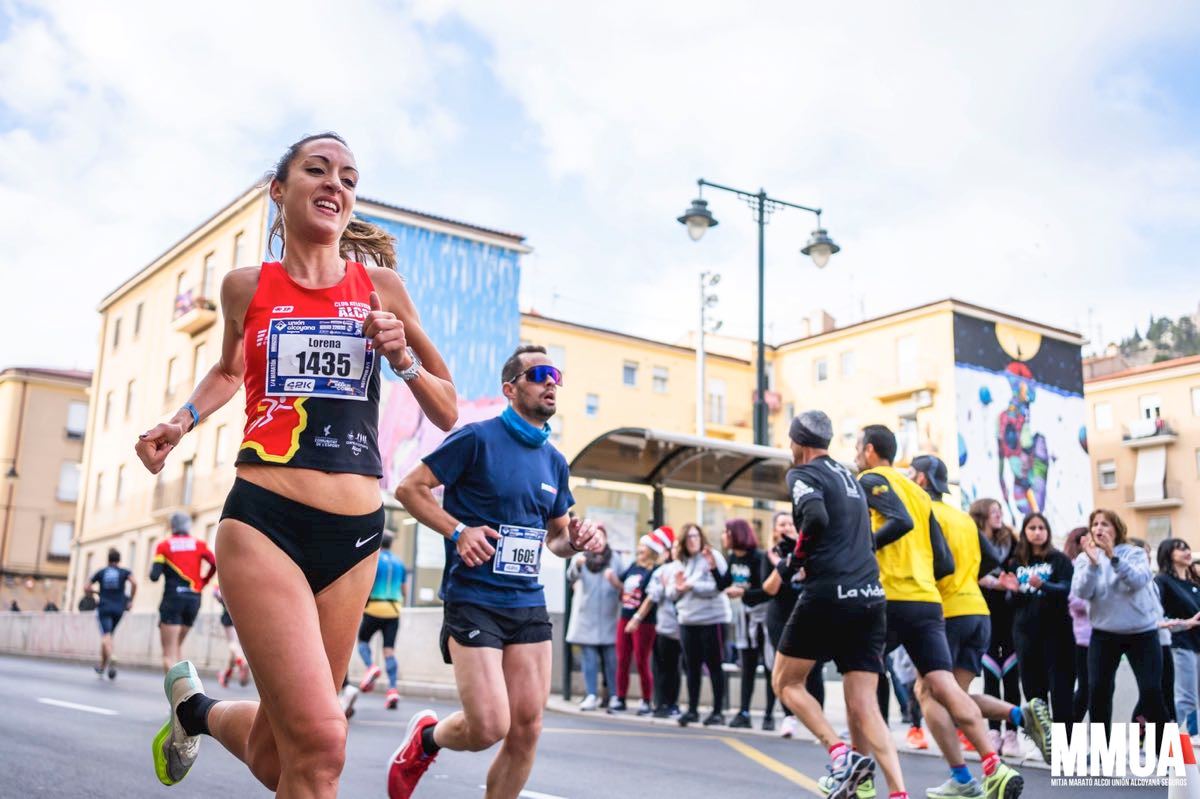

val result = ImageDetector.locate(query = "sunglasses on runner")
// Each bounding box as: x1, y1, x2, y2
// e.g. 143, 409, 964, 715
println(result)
510, 365, 564, 386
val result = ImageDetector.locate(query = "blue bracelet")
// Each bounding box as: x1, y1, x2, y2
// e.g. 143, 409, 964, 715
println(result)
183, 402, 200, 430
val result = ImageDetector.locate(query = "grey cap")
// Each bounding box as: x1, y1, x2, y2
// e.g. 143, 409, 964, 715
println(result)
169, 512, 192, 534
789, 410, 833, 449
911, 454, 950, 496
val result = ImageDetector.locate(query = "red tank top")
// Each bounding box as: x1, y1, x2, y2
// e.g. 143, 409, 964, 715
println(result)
236, 261, 383, 476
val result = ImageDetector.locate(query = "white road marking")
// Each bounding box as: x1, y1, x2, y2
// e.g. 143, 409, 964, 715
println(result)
37, 698, 118, 716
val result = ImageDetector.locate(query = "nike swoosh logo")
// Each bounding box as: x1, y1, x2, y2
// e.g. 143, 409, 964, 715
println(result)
355, 533, 380, 548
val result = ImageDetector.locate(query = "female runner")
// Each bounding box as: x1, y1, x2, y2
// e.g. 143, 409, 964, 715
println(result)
135, 132, 456, 797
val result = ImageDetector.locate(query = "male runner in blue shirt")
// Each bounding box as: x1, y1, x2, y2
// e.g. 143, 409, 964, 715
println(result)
87, 547, 137, 679
388, 345, 604, 799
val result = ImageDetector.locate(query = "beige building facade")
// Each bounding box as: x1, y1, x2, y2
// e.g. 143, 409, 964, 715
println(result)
1084, 354, 1200, 546
0, 367, 91, 610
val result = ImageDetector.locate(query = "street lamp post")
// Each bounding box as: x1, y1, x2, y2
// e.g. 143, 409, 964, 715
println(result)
678, 179, 840, 446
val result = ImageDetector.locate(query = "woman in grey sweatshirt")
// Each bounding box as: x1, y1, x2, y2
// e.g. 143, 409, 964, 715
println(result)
1070, 508, 1168, 737
666, 523, 731, 727
566, 545, 622, 710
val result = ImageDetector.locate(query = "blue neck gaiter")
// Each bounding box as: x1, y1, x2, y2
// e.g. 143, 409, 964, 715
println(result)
500, 405, 551, 448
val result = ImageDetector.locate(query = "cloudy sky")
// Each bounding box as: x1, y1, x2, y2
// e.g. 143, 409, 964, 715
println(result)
2, 1, 1199, 371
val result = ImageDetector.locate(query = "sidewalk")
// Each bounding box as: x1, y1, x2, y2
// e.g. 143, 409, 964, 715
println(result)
545, 686, 1053, 773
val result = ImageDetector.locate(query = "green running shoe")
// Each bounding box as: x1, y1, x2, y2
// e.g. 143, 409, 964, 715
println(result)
152, 661, 204, 786
819, 774, 876, 798
982, 762, 1023, 799
1020, 697, 1052, 763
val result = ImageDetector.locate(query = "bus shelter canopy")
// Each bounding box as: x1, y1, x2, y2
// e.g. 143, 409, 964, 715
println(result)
569, 427, 794, 502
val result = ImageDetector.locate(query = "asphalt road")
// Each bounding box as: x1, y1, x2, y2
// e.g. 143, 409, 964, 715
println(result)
0, 655, 1163, 798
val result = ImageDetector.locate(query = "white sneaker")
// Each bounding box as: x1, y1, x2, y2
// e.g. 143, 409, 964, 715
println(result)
579, 694, 598, 711
152, 661, 203, 786
986, 729, 1002, 755
339, 684, 360, 719
1000, 729, 1021, 757
781, 716, 800, 739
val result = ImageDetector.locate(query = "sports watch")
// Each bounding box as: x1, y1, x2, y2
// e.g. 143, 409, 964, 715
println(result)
396, 346, 422, 382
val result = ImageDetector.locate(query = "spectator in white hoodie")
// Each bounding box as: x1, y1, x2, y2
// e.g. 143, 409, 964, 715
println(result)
667, 523, 731, 727
1070, 509, 1168, 744
566, 542, 621, 711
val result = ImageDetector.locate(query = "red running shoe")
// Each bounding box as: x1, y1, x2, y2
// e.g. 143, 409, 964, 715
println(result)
218, 666, 232, 689
387, 710, 438, 799
957, 728, 976, 752
360, 664, 382, 693
386, 688, 400, 710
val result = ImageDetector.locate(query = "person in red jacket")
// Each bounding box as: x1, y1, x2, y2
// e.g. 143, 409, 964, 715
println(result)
150, 512, 216, 672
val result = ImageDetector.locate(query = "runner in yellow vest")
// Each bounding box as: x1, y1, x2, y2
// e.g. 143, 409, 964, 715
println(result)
910, 455, 1053, 796
856, 425, 1023, 799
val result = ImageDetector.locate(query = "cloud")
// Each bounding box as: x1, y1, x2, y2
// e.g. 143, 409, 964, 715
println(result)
419, 1, 1200, 349
0, 0, 461, 369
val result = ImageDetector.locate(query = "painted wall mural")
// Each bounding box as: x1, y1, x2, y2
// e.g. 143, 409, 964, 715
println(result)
365, 213, 522, 490
952, 313, 1092, 536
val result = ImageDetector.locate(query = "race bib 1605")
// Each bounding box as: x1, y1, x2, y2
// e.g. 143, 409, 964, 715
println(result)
492, 525, 546, 577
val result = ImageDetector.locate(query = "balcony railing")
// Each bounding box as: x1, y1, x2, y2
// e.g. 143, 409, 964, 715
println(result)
1125, 481, 1184, 510
1122, 417, 1178, 448
172, 290, 217, 335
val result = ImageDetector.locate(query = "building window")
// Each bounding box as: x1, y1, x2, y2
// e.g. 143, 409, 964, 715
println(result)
707, 378, 727, 425
784, 402, 796, 422
896, 335, 918, 385
115, 464, 126, 504
175, 271, 186, 299
182, 459, 195, 506
652, 366, 669, 393
192, 342, 208, 388
1139, 394, 1162, 420
897, 414, 919, 462
1094, 402, 1113, 431
127, 539, 137, 572
840, 350, 855, 378
49, 522, 73, 558
112, 317, 122, 351
1147, 516, 1172, 545
57, 462, 81, 502
94, 471, 104, 508
585, 394, 599, 417
125, 379, 136, 419
623, 361, 638, 387
1192, 387, 1200, 417
548, 416, 563, 445
233, 231, 247, 267
66, 401, 88, 439
165, 357, 179, 401
215, 425, 229, 466
547, 345, 567, 372
814, 358, 829, 383
202, 252, 216, 299
1098, 459, 1117, 490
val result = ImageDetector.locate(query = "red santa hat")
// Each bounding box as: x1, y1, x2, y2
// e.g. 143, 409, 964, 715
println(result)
642, 526, 675, 555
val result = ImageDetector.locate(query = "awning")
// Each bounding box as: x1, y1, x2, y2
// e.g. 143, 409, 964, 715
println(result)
569, 427, 794, 502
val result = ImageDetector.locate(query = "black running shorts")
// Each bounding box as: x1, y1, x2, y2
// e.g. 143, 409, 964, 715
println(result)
885, 600, 954, 675
359, 614, 400, 648
944, 614, 991, 676
439, 602, 552, 665
778, 599, 886, 674
97, 607, 123, 635
159, 592, 201, 627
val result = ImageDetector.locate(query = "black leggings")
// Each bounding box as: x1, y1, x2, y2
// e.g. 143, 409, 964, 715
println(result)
680, 624, 725, 714
1089, 629, 1167, 744
1013, 618, 1075, 724
653, 635, 683, 709
983, 596, 1021, 731
1073, 645, 1089, 722
738, 631, 777, 716
1132, 644, 1175, 723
